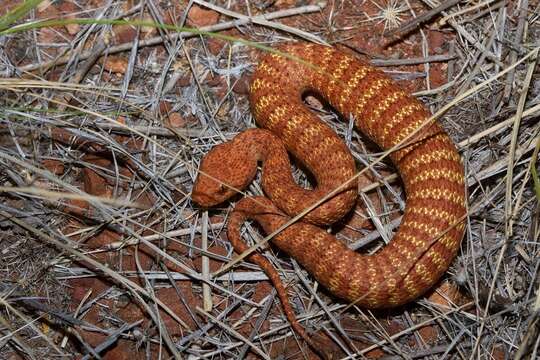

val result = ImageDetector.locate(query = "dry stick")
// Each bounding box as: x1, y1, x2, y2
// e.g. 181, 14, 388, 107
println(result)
159, 262, 204, 330
195, 307, 271, 360
438, 0, 501, 25
503, 0, 529, 101
0, 186, 143, 209
88, 123, 206, 137
177, 295, 246, 350
381, 343, 471, 360
468, 139, 538, 184
471, 47, 539, 360
104, 222, 225, 249
510, 141, 540, 225
292, 261, 357, 356
193, 0, 327, 45
13, 3, 326, 74
93, 270, 270, 282
237, 292, 274, 360
515, 315, 540, 360
180, 44, 217, 140
458, 0, 506, 25
80, 321, 143, 360
370, 54, 455, 67
201, 211, 212, 312
386, 0, 463, 36
361, 311, 407, 358
0, 210, 184, 359
68, 39, 108, 85
61, 288, 93, 348
26, 3, 143, 77
405, 0, 431, 93
458, 103, 540, 147
456, 8, 504, 94
516, 252, 540, 359
426, 307, 468, 359
448, 40, 456, 82
349, 217, 402, 250
132, 244, 168, 360
212, 46, 540, 278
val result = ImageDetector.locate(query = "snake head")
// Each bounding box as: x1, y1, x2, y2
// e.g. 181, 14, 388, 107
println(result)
192, 141, 257, 207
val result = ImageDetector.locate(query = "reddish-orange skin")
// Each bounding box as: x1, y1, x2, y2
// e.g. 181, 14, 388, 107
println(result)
192, 44, 466, 355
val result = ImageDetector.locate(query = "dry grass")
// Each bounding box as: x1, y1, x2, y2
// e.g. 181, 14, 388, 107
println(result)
0, 0, 539, 359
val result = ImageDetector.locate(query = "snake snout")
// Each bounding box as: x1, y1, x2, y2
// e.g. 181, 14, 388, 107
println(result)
191, 189, 218, 207
191, 177, 235, 207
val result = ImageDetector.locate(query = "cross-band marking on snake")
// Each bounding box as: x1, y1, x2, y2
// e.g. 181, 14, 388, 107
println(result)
192, 43, 466, 351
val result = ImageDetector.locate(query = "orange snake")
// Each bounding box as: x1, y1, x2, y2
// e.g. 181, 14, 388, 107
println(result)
192, 43, 466, 356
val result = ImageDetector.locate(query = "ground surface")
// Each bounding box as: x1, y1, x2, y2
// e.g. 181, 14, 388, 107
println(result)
0, 0, 539, 359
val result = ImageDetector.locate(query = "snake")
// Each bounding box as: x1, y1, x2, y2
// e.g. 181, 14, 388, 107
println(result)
192, 43, 466, 356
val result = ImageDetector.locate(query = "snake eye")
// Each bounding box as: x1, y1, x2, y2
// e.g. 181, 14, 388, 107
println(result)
218, 184, 227, 194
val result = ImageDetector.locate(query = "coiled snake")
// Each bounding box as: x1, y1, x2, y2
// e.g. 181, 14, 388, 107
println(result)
192, 43, 466, 356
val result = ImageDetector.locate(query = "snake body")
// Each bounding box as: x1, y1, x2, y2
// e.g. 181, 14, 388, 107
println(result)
192, 43, 466, 353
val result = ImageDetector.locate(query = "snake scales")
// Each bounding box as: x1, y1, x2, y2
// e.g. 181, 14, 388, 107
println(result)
192, 43, 466, 355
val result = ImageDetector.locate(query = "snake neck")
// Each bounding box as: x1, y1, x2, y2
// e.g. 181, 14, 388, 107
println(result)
226, 128, 356, 226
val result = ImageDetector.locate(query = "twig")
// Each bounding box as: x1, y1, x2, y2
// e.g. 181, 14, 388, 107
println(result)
456, 6, 505, 94
177, 294, 246, 350
201, 211, 212, 312
349, 217, 402, 250
195, 307, 271, 360
80, 321, 143, 360
438, 0, 501, 25
503, 0, 529, 102
193, 0, 327, 44
101, 222, 225, 249
69, 37, 108, 85
292, 260, 357, 356
370, 54, 455, 66
387, 0, 463, 36
237, 292, 274, 359
87, 123, 207, 138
